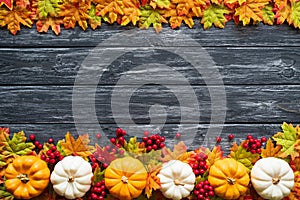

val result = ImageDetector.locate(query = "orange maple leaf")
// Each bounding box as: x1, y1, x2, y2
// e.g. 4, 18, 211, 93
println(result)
261, 138, 282, 158
0, 5, 32, 35
234, 0, 269, 25
95, 0, 123, 24
145, 163, 161, 198
0, 0, 13, 10
207, 146, 223, 168
60, 132, 94, 158
36, 17, 62, 35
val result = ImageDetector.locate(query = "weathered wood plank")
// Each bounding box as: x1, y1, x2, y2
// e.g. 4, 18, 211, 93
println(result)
0, 47, 299, 85
0, 85, 299, 123
1, 123, 286, 152
0, 22, 300, 47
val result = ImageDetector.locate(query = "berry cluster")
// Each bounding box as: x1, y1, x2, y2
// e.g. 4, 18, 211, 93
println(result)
109, 128, 126, 148
189, 152, 208, 176
89, 180, 107, 200
193, 180, 214, 200
92, 145, 125, 170
29, 134, 55, 152
141, 133, 165, 152
41, 145, 64, 164
243, 135, 267, 154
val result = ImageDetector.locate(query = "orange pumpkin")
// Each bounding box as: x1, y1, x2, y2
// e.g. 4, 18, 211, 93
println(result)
104, 157, 147, 200
4, 156, 50, 199
208, 158, 250, 199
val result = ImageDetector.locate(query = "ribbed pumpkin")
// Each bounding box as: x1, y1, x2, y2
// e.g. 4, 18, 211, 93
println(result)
208, 158, 250, 199
4, 156, 50, 199
104, 157, 147, 200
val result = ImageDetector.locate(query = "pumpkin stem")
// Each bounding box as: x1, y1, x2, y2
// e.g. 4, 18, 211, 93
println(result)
272, 177, 280, 185
17, 174, 29, 183
68, 176, 74, 182
226, 177, 236, 185
121, 176, 128, 183
174, 179, 185, 186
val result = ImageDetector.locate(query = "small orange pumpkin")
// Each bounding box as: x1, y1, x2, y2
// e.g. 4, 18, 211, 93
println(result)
4, 156, 50, 199
104, 157, 147, 200
208, 158, 250, 199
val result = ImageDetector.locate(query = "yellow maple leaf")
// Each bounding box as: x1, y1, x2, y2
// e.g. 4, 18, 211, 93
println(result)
121, 0, 141, 26
207, 146, 223, 168
160, 141, 187, 162
234, 0, 269, 25
288, 171, 300, 199
60, 132, 94, 158
95, 0, 123, 24
145, 163, 161, 198
261, 138, 282, 158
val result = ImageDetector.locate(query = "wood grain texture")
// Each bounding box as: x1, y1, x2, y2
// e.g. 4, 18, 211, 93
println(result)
0, 22, 300, 47
0, 85, 299, 123
0, 47, 299, 85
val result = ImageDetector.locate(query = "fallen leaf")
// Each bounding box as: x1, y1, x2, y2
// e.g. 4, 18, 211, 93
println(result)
262, 4, 275, 25
88, 3, 101, 29
60, 132, 94, 158
160, 141, 187, 162
36, 16, 62, 35
139, 5, 167, 32
0, 0, 13, 10
201, 3, 230, 29
145, 163, 161, 198
207, 145, 223, 167
273, 122, 299, 160
261, 138, 281, 158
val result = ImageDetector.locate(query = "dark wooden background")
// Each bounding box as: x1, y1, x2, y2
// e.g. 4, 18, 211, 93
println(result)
1, 21, 300, 152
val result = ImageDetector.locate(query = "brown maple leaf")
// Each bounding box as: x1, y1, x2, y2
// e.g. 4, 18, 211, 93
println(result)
160, 141, 187, 162
60, 132, 94, 158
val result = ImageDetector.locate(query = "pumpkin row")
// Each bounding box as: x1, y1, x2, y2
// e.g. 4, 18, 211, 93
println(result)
4, 154, 294, 200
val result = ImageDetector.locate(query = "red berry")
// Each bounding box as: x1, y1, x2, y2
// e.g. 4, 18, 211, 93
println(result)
147, 139, 152, 145
54, 151, 60, 157
38, 144, 43, 149
40, 154, 46, 160
49, 153, 55, 159
91, 157, 97, 163
118, 137, 125, 145
251, 144, 257, 149
249, 138, 254, 143
216, 136, 221, 143
116, 143, 121, 148
48, 138, 54, 143
256, 148, 262, 154
98, 196, 104, 200
247, 135, 253, 140
153, 144, 158, 150
208, 191, 214, 196
160, 143, 165, 148
193, 169, 200, 175
156, 139, 161, 144
49, 158, 56, 164
51, 146, 57, 151
161, 136, 165, 142
116, 128, 123, 136
228, 134, 234, 140
102, 163, 108, 168
119, 149, 125, 155
105, 145, 110, 150
59, 155, 64, 161
34, 141, 40, 146
243, 143, 248, 149
45, 157, 50, 163
144, 131, 149, 137
95, 182, 101, 187
29, 134, 35, 141
111, 148, 117, 154
256, 141, 261, 148
91, 193, 98, 199
199, 169, 205, 175
199, 161, 205, 167
146, 146, 152, 152
110, 138, 116, 144
96, 133, 101, 139
261, 136, 267, 143
176, 133, 181, 139
194, 190, 199, 195
121, 130, 126, 136
142, 137, 148, 142
250, 149, 257, 154
46, 149, 52, 156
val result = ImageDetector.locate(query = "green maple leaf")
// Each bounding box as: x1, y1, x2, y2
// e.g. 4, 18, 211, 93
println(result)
1, 131, 35, 157
88, 4, 101, 30
201, 4, 230, 29
273, 122, 299, 159
37, 0, 60, 19
0, 185, 14, 200
0, 155, 7, 168
229, 141, 260, 172
139, 5, 167, 33
262, 4, 275, 25
93, 166, 105, 184
287, 1, 300, 29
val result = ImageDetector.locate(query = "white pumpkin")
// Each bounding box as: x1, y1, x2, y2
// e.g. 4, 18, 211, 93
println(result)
50, 156, 93, 199
157, 160, 195, 200
251, 157, 294, 200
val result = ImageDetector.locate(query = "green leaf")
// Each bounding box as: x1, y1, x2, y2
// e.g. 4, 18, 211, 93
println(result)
139, 5, 167, 32
1, 131, 35, 157
0, 155, 7, 168
229, 141, 259, 172
37, 0, 60, 19
93, 166, 105, 184
201, 4, 230, 29
0, 184, 14, 200
262, 4, 275, 25
273, 122, 299, 159
88, 4, 101, 30
287, 1, 300, 29
149, 0, 170, 9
